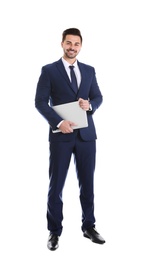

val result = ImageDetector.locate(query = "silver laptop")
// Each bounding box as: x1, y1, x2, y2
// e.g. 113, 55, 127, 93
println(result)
52, 101, 88, 133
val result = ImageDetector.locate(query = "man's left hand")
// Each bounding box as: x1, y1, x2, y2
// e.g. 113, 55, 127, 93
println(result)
79, 98, 90, 111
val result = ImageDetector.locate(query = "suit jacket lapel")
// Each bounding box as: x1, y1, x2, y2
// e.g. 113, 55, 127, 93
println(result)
56, 59, 89, 96
77, 62, 86, 94
56, 59, 79, 94
56, 59, 71, 85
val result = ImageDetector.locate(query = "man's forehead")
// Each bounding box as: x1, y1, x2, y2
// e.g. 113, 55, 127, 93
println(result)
64, 34, 81, 43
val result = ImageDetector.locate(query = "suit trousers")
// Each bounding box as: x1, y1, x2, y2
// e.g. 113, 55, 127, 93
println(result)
47, 131, 96, 236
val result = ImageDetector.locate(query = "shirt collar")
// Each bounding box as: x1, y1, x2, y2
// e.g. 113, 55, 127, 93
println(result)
62, 57, 78, 69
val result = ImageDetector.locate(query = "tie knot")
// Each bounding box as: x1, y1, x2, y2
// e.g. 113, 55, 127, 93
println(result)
69, 65, 74, 70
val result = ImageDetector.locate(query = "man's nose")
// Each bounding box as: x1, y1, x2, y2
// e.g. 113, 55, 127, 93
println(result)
69, 43, 74, 49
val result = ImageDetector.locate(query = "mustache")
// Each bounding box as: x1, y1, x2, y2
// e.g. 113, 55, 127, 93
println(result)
67, 48, 76, 52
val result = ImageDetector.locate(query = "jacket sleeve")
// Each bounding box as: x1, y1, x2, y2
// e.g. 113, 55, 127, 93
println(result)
35, 66, 63, 130
88, 67, 103, 114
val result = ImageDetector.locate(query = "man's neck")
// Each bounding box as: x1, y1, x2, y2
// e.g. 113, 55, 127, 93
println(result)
62, 56, 77, 65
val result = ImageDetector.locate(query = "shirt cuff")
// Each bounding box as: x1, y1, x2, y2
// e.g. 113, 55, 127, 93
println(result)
57, 120, 64, 128
89, 103, 92, 111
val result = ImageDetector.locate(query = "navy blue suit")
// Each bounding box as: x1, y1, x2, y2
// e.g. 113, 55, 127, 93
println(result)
35, 58, 103, 235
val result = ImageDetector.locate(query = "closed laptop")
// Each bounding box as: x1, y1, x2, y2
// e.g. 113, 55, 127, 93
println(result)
52, 101, 88, 133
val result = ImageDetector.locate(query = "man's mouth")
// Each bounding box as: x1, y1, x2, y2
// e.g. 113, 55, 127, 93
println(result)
68, 49, 75, 53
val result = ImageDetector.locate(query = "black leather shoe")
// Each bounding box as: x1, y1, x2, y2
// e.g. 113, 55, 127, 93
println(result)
83, 227, 105, 244
47, 233, 59, 251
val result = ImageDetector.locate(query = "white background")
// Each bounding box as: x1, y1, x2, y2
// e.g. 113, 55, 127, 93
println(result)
0, 0, 147, 259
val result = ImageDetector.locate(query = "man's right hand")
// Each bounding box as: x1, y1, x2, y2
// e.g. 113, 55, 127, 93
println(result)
59, 120, 77, 134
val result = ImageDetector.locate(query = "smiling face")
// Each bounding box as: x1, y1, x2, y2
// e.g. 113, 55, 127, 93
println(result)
61, 34, 82, 64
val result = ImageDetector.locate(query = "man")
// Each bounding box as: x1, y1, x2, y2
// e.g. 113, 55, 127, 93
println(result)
35, 28, 105, 251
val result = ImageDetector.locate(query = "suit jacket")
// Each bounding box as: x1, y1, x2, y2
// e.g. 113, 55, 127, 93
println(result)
35, 58, 103, 142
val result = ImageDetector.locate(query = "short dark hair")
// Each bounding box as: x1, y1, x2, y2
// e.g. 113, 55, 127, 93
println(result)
62, 28, 82, 43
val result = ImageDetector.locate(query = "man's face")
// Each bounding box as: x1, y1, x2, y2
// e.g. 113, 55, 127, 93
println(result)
61, 34, 82, 60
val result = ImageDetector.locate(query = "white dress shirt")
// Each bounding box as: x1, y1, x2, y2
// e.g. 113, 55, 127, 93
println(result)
61, 57, 81, 87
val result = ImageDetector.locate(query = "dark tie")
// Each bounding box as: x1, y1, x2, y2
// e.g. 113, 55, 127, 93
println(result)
69, 66, 78, 93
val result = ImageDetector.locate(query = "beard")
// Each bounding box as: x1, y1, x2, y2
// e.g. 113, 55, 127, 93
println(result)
64, 49, 78, 59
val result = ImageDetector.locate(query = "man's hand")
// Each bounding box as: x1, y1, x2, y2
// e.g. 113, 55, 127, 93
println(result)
59, 120, 77, 134
79, 98, 90, 111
